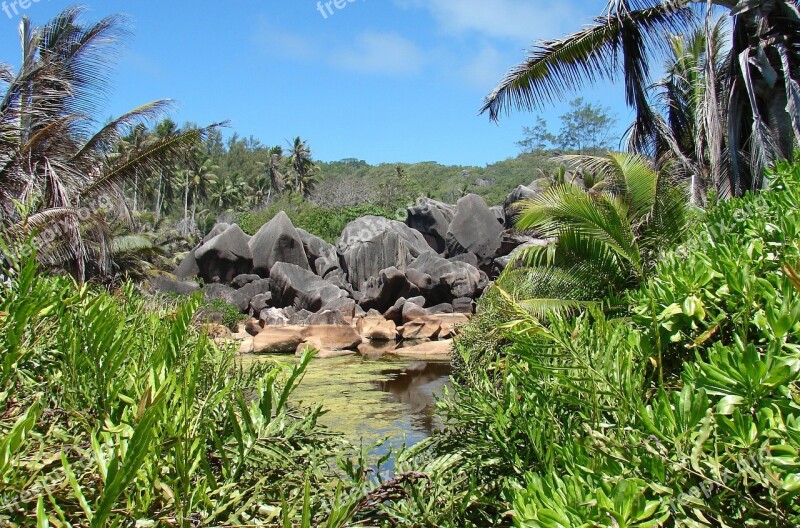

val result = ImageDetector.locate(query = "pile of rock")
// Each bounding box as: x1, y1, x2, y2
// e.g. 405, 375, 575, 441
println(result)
156, 184, 552, 357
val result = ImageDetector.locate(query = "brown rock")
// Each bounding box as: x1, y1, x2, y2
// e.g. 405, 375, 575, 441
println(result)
245, 317, 263, 337
358, 340, 399, 358
252, 326, 309, 354
402, 302, 429, 324
304, 325, 362, 351
356, 316, 398, 341
295, 344, 357, 359
393, 339, 453, 358
399, 319, 441, 341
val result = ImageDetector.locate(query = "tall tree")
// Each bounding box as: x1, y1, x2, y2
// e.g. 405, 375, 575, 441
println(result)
481, 0, 800, 197
288, 137, 319, 198
264, 145, 285, 199
0, 8, 216, 280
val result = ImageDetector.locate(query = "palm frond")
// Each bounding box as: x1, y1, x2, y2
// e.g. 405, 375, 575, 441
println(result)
481, 0, 694, 121
81, 124, 220, 199
72, 100, 175, 162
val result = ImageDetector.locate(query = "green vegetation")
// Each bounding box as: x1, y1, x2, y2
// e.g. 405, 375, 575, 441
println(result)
510, 152, 692, 317
0, 8, 215, 282
3, 4, 800, 527
238, 194, 399, 243
482, 1, 800, 199
396, 159, 800, 527
517, 98, 618, 154
0, 245, 352, 526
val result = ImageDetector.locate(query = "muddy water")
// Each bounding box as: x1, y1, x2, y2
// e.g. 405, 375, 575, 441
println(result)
246, 353, 452, 448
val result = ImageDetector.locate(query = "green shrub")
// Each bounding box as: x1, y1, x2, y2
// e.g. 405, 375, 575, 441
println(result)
393, 161, 800, 527
0, 247, 362, 526
197, 298, 247, 331
238, 193, 399, 243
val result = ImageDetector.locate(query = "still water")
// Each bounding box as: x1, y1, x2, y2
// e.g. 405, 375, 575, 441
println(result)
248, 354, 452, 448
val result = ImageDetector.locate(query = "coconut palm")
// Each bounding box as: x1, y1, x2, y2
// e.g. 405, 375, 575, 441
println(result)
640, 16, 729, 204
287, 136, 319, 197
481, 0, 800, 198
264, 145, 285, 197
504, 152, 691, 316
181, 152, 218, 235
0, 8, 217, 280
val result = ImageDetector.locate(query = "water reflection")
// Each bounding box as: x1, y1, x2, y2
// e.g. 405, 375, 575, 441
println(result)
245, 353, 452, 448
374, 361, 452, 436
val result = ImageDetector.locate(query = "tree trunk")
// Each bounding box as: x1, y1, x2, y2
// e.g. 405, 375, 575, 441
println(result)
133, 171, 139, 212
183, 173, 190, 236
154, 169, 163, 227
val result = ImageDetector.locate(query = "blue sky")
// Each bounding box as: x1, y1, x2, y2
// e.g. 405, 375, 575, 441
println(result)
0, 0, 633, 166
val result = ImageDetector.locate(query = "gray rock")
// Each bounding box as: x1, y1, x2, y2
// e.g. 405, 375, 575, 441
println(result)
260, 307, 289, 326
288, 309, 314, 326
383, 297, 408, 325
492, 255, 513, 276
504, 185, 538, 228
306, 310, 347, 326
269, 262, 350, 312
322, 297, 357, 319
203, 223, 231, 243
230, 279, 273, 313
173, 251, 200, 279
445, 194, 503, 269
297, 228, 340, 277
195, 224, 253, 284
249, 292, 274, 314
402, 302, 429, 324
409, 252, 483, 304
490, 205, 506, 225
174, 223, 233, 279
383, 295, 428, 325
528, 177, 552, 193
359, 267, 421, 313
405, 268, 434, 293
249, 211, 309, 276
150, 275, 200, 295
453, 297, 474, 314
231, 274, 261, 289
406, 198, 456, 254
337, 216, 431, 290
448, 252, 479, 268
202, 283, 237, 304
428, 303, 454, 314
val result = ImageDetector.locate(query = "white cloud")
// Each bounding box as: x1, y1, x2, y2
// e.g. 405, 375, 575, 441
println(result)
462, 44, 509, 91
251, 18, 318, 60
329, 31, 425, 76
395, 0, 591, 43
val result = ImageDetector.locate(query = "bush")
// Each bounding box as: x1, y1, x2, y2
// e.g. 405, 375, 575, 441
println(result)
238, 193, 400, 243
392, 161, 800, 527
0, 248, 360, 526
197, 298, 247, 331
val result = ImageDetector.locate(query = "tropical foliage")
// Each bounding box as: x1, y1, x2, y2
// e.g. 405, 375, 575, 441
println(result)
506, 152, 692, 316
389, 159, 800, 527
0, 8, 215, 281
482, 0, 800, 198
0, 240, 390, 526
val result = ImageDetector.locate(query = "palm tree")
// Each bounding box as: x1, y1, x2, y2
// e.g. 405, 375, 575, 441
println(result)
640, 17, 729, 205
0, 8, 217, 280
505, 153, 691, 315
264, 145, 285, 199
481, 0, 800, 198
182, 152, 218, 235
287, 137, 319, 197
